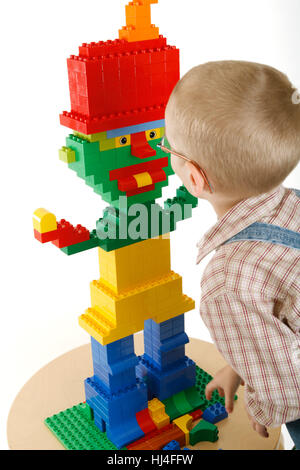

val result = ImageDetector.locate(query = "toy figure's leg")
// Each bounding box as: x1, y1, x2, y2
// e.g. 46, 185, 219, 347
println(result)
137, 315, 196, 401
81, 236, 196, 448
85, 335, 147, 449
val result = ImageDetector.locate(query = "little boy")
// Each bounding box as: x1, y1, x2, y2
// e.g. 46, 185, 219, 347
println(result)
164, 61, 300, 448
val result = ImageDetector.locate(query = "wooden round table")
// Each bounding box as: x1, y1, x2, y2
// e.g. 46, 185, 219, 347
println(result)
7, 336, 284, 450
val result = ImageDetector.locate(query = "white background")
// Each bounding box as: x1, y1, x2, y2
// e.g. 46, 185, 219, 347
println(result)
1, 0, 299, 450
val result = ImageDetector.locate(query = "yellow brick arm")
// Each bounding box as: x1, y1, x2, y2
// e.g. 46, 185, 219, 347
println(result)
33, 209, 57, 238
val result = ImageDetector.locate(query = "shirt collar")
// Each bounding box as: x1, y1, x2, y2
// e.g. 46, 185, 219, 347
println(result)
196, 185, 285, 264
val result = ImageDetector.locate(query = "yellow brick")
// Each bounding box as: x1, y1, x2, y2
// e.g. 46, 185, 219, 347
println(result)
98, 235, 171, 294
115, 134, 131, 148
74, 131, 107, 143
133, 172, 152, 188
79, 234, 196, 346
145, 128, 161, 141
152, 412, 170, 429
159, 127, 165, 137
148, 399, 170, 429
99, 137, 116, 151
59, 147, 76, 163
148, 398, 164, 414
90, 272, 183, 320
33, 209, 57, 233
173, 415, 193, 446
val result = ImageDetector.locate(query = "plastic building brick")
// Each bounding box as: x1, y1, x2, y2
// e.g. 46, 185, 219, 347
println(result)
79, 276, 194, 345
45, 402, 127, 450
33, 210, 91, 248
127, 424, 173, 450
136, 408, 157, 434
162, 387, 205, 421
173, 414, 193, 445
59, 146, 76, 163
44, 363, 229, 450
52, 220, 90, 249
202, 403, 228, 424
60, 231, 99, 255
119, 1, 160, 43
85, 375, 147, 448
106, 120, 165, 139
189, 420, 219, 445
33, 208, 58, 243
160, 396, 179, 422
137, 355, 196, 402
128, 423, 186, 450
137, 316, 196, 401
189, 408, 203, 421
40, 184, 197, 255
60, 39, 179, 134
184, 387, 206, 412
130, 131, 157, 159
148, 398, 170, 429
162, 440, 181, 451
173, 391, 195, 416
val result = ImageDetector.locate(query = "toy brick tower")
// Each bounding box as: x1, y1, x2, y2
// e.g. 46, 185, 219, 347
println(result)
34, 0, 200, 449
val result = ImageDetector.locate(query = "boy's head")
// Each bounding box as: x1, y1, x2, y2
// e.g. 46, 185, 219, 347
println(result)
165, 61, 300, 201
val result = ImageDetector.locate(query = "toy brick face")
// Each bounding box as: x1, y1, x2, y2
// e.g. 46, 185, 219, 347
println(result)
63, 125, 173, 208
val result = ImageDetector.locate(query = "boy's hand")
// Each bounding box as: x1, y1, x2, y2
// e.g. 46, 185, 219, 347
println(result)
205, 365, 244, 414
245, 409, 269, 438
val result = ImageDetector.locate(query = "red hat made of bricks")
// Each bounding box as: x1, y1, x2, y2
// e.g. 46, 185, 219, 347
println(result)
60, 0, 180, 135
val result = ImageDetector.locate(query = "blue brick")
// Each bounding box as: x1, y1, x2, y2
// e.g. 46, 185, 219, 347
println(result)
136, 355, 196, 401
202, 403, 228, 424
163, 440, 181, 450
143, 317, 189, 372
90, 336, 139, 394
106, 119, 165, 138
85, 375, 147, 448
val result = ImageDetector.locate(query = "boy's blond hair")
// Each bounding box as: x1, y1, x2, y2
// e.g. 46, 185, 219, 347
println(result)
166, 61, 300, 197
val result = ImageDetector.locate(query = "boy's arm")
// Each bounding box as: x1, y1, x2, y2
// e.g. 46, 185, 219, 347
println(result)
200, 290, 300, 428
205, 365, 244, 414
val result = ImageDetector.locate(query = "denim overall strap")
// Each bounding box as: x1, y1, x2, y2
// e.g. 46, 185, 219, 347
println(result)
291, 188, 300, 198
223, 189, 300, 250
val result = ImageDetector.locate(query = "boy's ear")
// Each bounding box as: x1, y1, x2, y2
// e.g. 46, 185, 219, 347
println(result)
186, 161, 205, 197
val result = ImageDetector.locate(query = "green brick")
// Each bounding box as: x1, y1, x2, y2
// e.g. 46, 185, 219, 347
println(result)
162, 386, 205, 421
163, 397, 180, 421
195, 366, 238, 411
189, 419, 219, 445
184, 387, 206, 411
173, 390, 194, 416
45, 402, 127, 451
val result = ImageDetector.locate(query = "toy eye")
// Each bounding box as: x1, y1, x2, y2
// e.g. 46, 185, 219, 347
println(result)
149, 131, 156, 139
120, 136, 128, 145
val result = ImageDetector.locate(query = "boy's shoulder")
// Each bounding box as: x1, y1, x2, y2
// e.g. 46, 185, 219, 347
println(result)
201, 239, 299, 303
200, 187, 300, 302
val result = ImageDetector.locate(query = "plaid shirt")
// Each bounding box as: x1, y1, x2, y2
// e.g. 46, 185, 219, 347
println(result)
196, 185, 300, 427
